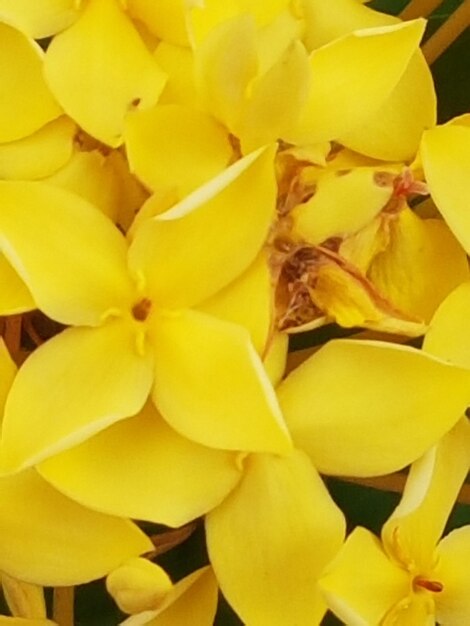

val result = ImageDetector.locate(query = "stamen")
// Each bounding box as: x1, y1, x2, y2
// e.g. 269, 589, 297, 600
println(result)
413, 577, 444, 593
132, 298, 152, 321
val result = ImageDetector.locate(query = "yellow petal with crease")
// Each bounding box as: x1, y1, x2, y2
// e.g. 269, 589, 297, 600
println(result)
0, 23, 61, 142
1, 573, 46, 619
264, 333, 288, 387
290, 20, 426, 145
206, 450, 345, 626
238, 41, 311, 152
341, 52, 437, 161
197, 252, 273, 355
278, 339, 470, 476
435, 527, 470, 625
320, 527, 409, 626
369, 209, 469, 323
44, 0, 167, 146
128, 146, 276, 309
126, 0, 190, 45
154, 43, 197, 107
125, 105, 232, 195
0, 117, 76, 180
300, 0, 397, 51
424, 282, 470, 366
194, 14, 258, 131
0, 339, 16, 416
0, 181, 134, 326
39, 402, 241, 527
0, 469, 151, 586
421, 125, 470, 254
150, 309, 291, 454
382, 418, 470, 573
120, 567, 218, 626
0, 0, 80, 38
291, 167, 393, 245
0, 320, 154, 473
0, 255, 35, 316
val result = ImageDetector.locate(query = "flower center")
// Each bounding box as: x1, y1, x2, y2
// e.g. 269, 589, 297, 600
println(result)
131, 298, 152, 322
413, 576, 444, 593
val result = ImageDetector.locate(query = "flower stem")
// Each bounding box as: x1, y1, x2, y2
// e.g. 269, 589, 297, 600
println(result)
422, 0, 470, 64
52, 587, 74, 626
400, 0, 443, 19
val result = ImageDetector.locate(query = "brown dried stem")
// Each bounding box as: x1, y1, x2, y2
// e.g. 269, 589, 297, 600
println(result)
422, 0, 470, 64
400, 0, 443, 20
52, 587, 74, 626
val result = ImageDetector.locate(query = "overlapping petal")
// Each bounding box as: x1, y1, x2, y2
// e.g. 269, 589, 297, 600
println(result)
128, 145, 277, 309
126, 0, 191, 46
319, 527, 410, 626
125, 105, 232, 195
424, 281, 470, 366
44, 0, 167, 146
38, 402, 242, 527
0, 117, 76, 180
149, 309, 291, 454
382, 418, 470, 573
421, 124, 470, 254
153, 43, 197, 107
0, 22, 62, 142
278, 339, 470, 476
289, 20, 426, 144
0, 469, 151, 586
0, 339, 16, 415
1, 573, 46, 620
0, 255, 35, 316
0, 181, 134, 326
340, 52, 437, 161
434, 527, 470, 625
197, 251, 273, 355
206, 450, 346, 625
0, 320, 154, 472
0, 0, 81, 38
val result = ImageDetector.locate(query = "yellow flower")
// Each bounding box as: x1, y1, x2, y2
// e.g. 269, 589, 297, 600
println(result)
0, 146, 291, 473
319, 418, 470, 625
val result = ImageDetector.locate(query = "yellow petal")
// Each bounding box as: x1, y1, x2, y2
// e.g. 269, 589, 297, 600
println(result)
121, 567, 218, 626
340, 52, 437, 161
382, 418, 470, 575
0, 0, 80, 38
44, 0, 167, 146
0, 22, 61, 142
1, 320, 154, 472
0, 117, 76, 180
44, 150, 122, 221
290, 20, 426, 144
107, 558, 173, 614
291, 167, 393, 245
194, 14, 258, 131
125, 105, 232, 195
300, 0, 397, 51
150, 309, 291, 454
237, 41, 311, 152
197, 251, 273, 355
39, 402, 241, 527
0, 469, 152, 586
154, 43, 197, 107
421, 125, 470, 254
0, 339, 16, 424
0, 619, 55, 626
434, 527, 470, 625
0, 255, 35, 316
368, 208, 469, 323
1, 573, 46, 619
278, 339, 470, 476
424, 282, 470, 366
126, 0, 191, 46
320, 527, 409, 626
0, 181, 134, 326
263, 332, 288, 387
128, 145, 276, 309
206, 450, 345, 625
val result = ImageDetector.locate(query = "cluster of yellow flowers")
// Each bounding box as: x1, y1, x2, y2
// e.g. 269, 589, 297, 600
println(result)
0, 0, 469, 624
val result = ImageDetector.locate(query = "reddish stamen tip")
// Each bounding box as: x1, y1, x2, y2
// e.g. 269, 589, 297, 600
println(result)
413, 577, 444, 593
132, 298, 152, 322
